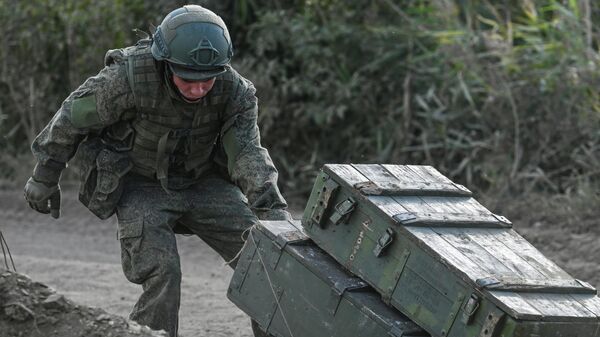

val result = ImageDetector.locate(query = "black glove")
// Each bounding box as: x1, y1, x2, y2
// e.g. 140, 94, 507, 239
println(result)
24, 161, 63, 219
24, 177, 61, 218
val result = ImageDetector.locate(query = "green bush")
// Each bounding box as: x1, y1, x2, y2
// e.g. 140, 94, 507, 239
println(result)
0, 0, 184, 180
1, 0, 598, 203
236, 0, 600, 200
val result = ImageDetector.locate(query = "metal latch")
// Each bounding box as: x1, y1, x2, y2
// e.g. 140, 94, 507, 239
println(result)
329, 197, 356, 225
310, 177, 340, 227
462, 293, 480, 325
373, 228, 395, 257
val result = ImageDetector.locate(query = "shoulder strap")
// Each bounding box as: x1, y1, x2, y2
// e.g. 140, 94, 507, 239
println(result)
123, 44, 164, 109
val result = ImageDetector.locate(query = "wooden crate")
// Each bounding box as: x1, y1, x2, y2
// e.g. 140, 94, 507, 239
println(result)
302, 164, 600, 337
228, 220, 429, 337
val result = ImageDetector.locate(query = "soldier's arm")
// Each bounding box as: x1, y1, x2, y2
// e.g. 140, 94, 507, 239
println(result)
31, 54, 134, 184
221, 80, 291, 221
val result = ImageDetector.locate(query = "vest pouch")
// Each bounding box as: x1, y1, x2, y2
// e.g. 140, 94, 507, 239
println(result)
103, 120, 135, 152
77, 137, 104, 197
79, 147, 133, 220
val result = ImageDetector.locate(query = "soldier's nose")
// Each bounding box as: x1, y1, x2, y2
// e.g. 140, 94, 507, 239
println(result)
190, 85, 205, 96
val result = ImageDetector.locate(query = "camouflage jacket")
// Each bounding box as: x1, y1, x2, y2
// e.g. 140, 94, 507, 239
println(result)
31, 45, 289, 220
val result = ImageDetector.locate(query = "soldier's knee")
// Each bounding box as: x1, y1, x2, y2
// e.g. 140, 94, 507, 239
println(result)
158, 260, 182, 283
124, 260, 182, 286
122, 247, 181, 285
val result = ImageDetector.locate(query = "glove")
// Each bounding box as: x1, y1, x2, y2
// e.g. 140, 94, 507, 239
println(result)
24, 177, 61, 219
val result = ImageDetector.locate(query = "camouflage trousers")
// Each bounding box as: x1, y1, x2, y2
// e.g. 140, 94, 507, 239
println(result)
116, 173, 265, 337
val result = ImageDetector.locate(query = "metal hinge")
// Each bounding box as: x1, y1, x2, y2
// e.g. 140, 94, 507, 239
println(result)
373, 228, 395, 257
309, 177, 340, 227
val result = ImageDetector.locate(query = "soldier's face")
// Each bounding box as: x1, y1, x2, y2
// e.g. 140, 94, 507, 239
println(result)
172, 74, 216, 101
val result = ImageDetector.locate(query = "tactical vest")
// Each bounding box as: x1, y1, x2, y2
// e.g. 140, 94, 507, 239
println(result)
121, 42, 242, 191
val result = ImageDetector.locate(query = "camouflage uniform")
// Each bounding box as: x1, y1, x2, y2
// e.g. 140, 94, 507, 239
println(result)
29, 42, 289, 337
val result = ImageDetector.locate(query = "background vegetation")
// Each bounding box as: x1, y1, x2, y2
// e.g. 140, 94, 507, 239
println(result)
0, 0, 598, 209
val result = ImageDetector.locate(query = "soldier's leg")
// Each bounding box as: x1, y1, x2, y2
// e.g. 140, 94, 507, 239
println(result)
178, 175, 274, 337
179, 174, 258, 267
117, 181, 185, 337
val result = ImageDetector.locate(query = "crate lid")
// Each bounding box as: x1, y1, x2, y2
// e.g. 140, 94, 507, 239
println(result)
320, 164, 599, 320
324, 164, 511, 228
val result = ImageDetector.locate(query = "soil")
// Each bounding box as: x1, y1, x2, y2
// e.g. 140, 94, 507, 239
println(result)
0, 186, 598, 337
0, 186, 255, 337
0, 269, 166, 337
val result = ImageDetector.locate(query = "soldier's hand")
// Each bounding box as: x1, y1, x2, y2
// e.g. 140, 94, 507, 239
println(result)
24, 177, 61, 219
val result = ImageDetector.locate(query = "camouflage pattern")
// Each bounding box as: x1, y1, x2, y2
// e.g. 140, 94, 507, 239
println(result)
31, 60, 133, 168
29, 39, 289, 337
30, 45, 288, 217
116, 173, 258, 336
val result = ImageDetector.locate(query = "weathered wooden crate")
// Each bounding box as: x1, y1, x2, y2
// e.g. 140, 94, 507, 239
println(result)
302, 164, 600, 337
228, 220, 429, 337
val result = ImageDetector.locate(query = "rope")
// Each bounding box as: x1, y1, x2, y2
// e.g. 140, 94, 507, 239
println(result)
248, 230, 296, 337
223, 225, 253, 267
0, 230, 17, 272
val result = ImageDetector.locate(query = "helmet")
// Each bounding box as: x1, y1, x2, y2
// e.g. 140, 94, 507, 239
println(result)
151, 5, 234, 81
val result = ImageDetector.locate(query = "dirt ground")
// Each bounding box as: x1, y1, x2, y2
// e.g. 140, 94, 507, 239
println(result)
0, 269, 167, 337
0, 186, 256, 337
0, 185, 598, 337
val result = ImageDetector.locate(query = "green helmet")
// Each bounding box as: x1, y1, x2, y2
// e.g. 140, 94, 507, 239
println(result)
151, 5, 234, 81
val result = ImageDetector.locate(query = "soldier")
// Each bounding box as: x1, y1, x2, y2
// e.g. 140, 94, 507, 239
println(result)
23, 5, 288, 337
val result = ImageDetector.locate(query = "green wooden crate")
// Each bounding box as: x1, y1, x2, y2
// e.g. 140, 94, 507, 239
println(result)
228, 220, 429, 337
302, 164, 600, 337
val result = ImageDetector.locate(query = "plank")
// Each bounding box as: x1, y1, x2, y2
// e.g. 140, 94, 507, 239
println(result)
391, 212, 508, 227
419, 196, 460, 215
488, 291, 543, 318
368, 196, 409, 217
519, 292, 597, 319
463, 197, 494, 215
325, 164, 369, 186
392, 196, 437, 214
408, 165, 454, 184
572, 294, 600, 317
383, 165, 472, 196
481, 277, 593, 293
352, 164, 402, 190
381, 164, 425, 183
388, 196, 508, 227
497, 230, 574, 280
460, 228, 547, 280
406, 226, 487, 281
408, 165, 454, 185
427, 196, 489, 216
432, 227, 517, 277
